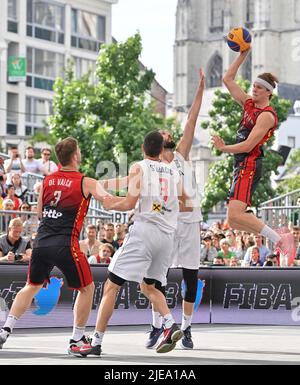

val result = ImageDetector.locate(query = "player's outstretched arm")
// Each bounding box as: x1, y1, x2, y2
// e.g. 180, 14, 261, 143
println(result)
176, 69, 205, 160
212, 112, 275, 154
102, 164, 141, 211
223, 48, 252, 106
100, 176, 129, 191
83, 177, 112, 202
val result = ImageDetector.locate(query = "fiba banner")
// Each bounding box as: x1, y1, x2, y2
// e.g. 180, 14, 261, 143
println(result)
211, 268, 300, 325
0, 265, 211, 329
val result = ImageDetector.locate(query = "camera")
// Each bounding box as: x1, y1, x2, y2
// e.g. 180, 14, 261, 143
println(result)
14, 254, 23, 262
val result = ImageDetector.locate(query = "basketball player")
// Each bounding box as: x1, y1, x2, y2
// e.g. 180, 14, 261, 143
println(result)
145, 69, 205, 350
77, 130, 187, 357
211, 48, 295, 261
0, 137, 111, 354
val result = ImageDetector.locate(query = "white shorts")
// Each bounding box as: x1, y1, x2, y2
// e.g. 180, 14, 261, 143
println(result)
171, 221, 201, 270
108, 222, 174, 286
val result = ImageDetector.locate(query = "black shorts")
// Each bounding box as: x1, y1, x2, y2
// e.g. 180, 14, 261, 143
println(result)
228, 158, 262, 206
28, 246, 93, 290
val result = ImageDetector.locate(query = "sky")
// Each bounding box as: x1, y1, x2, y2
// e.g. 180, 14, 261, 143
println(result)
112, 0, 177, 93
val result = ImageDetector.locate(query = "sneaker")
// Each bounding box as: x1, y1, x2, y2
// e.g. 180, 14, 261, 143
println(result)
145, 325, 164, 349
0, 329, 9, 349
276, 232, 296, 265
180, 326, 194, 349
156, 323, 183, 354
67, 335, 91, 357
78, 343, 102, 357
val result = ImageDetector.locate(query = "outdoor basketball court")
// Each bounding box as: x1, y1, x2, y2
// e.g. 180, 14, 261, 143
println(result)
1, 324, 300, 365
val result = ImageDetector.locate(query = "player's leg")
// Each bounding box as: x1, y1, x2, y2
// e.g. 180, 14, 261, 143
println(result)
146, 281, 165, 348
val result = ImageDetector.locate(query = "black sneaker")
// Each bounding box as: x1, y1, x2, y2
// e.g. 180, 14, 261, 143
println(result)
156, 323, 183, 354
79, 343, 102, 357
180, 326, 194, 349
145, 325, 164, 349
67, 335, 91, 357
0, 329, 9, 349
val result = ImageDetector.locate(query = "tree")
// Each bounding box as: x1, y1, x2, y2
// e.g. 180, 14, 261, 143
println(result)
276, 149, 300, 195
201, 79, 291, 216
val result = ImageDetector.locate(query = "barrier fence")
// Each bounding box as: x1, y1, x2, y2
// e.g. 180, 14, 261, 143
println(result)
1, 265, 300, 328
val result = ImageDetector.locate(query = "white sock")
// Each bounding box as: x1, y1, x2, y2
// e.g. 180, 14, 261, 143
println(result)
3, 315, 18, 333
260, 225, 281, 243
181, 313, 193, 331
163, 313, 175, 329
92, 331, 104, 347
71, 326, 85, 342
152, 310, 163, 329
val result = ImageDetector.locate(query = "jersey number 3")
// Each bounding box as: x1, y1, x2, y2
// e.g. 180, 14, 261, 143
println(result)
159, 178, 169, 203
50, 190, 62, 207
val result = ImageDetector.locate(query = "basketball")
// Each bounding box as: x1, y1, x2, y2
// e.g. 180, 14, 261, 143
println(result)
226, 27, 252, 52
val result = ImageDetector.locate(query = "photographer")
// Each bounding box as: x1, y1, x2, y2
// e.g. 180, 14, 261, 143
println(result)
0, 218, 32, 263
4, 146, 25, 185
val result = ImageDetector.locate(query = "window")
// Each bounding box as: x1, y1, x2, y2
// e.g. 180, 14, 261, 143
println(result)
27, 0, 65, 44
246, 0, 255, 27
7, 93, 18, 135
74, 57, 96, 81
8, 0, 18, 33
210, 0, 224, 31
71, 9, 105, 52
25, 97, 52, 136
288, 136, 296, 149
208, 54, 223, 87
26, 47, 64, 91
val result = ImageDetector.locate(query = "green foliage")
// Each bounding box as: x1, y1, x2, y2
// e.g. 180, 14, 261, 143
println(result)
276, 149, 300, 195
48, 33, 174, 177
201, 78, 291, 216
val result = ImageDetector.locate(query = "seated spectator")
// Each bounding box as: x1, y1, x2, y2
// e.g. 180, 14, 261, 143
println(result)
234, 233, 247, 260
22, 146, 40, 175
79, 224, 102, 258
1, 199, 14, 232
23, 204, 40, 237
213, 256, 225, 266
3, 185, 22, 211
263, 253, 279, 267
229, 256, 239, 267
100, 223, 119, 252
212, 233, 222, 251
0, 156, 7, 197
4, 146, 25, 185
88, 243, 114, 265
19, 202, 31, 223
243, 234, 270, 264
200, 233, 218, 264
114, 223, 126, 248
0, 218, 32, 263
218, 238, 236, 264
248, 246, 263, 267
37, 148, 58, 176
11, 173, 28, 201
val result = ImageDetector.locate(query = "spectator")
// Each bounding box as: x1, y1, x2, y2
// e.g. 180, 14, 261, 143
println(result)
0, 218, 32, 263
263, 253, 279, 267
4, 146, 25, 185
19, 202, 31, 223
100, 223, 119, 251
11, 173, 28, 201
1, 199, 14, 232
3, 185, 22, 211
218, 238, 236, 264
0, 156, 7, 197
244, 234, 270, 264
22, 146, 40, 175
229, 256, 239, 267
213, 256, 225, 266
23, 204, 39, 237
88, 243, 114, 265
290, 196, 300, 227
114, 223, 126, 248
200, 233, 218, 264
79, 224, 102, 258
212, 233, 222, 251
234, 233, 247, 260
37, 148, 58, 176
248, 246, 263, 267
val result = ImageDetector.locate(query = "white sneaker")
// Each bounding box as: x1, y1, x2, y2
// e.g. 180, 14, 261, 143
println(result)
0, 329, 9, 349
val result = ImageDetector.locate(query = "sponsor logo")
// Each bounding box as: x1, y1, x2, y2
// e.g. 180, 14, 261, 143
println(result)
33, 277, 64, 315
43, 208, 63, 219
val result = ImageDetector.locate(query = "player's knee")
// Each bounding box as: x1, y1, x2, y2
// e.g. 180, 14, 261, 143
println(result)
183, 269, 198, 303
140, 281, 152, 296
79, 282, 95, 295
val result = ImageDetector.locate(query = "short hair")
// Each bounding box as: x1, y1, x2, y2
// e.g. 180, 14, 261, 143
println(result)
99, 243, 114, 254
257, 73, 279, 99
104, 223, 114, 229
8, 218, 23, 228
42, 148, 52, 154
9, 145, 18, 150
26, 146, 34, 151
143, 130, 163, 157
220, 238, 230, 246
55, 137, 78, 166
6, 184, 14, 190
87, 224, 97, 231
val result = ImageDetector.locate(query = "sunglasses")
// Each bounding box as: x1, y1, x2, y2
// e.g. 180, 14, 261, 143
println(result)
43, 153, 51, 156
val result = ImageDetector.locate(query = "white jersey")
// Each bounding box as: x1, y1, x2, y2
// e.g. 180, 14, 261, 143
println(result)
133, 159, 180, 233
171, 151, 202, 223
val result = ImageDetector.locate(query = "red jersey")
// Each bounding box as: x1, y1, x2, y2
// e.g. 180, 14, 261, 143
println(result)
235, 98, 278, 163
35, 170, 91, 247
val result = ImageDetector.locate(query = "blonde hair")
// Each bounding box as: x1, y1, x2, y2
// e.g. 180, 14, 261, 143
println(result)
8, 217, 23, 229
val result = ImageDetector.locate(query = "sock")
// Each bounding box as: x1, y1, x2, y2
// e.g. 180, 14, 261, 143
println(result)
71, 326, 85, 342
260, 225, 281, 243
152, 310, 163, 329
163, 313, 175, 329
181, 313, 193, 331
3, 315, 18, 333
92, 331, 104, 347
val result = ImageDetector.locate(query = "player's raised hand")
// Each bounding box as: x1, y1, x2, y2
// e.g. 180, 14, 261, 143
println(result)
211, 135, 226, 152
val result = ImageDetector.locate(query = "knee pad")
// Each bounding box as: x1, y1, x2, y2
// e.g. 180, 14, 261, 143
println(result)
182, 268, 198, 303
